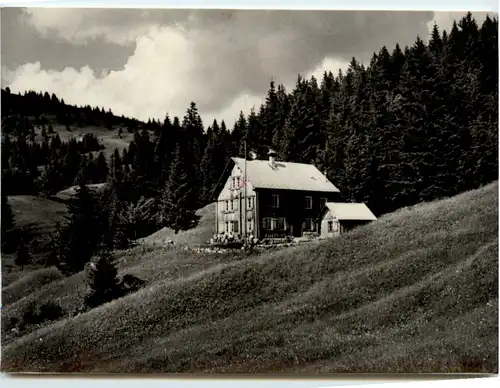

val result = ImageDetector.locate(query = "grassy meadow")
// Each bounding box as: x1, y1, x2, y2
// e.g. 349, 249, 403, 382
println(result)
1, 182, 498, 373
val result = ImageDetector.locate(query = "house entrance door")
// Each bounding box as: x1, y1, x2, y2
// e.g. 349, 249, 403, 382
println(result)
291, 222, 301, 238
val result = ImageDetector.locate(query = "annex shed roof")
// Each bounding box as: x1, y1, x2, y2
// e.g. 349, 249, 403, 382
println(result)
322, 202, 377, 221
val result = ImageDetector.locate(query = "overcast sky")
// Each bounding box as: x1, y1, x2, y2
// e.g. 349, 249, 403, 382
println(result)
0, 8, 494, 126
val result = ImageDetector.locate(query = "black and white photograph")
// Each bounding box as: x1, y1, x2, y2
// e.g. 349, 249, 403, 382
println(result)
0, 7, 498, 374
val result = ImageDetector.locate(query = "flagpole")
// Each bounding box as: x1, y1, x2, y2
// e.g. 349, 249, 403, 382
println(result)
244, 139, 247, 238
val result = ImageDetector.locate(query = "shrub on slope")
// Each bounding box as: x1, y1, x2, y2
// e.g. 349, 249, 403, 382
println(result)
1, 182, 498, 373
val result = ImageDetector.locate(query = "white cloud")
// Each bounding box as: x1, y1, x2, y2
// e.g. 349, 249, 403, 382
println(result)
9, 9, 478, 127
4, 24, 350, 126
305, 57, 350, 80
204, 94, 265, 126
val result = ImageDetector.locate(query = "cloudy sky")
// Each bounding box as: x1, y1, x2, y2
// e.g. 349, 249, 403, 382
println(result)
1, 8, 494, 126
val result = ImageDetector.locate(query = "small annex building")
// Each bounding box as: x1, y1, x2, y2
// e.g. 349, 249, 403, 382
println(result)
317, 202, 377, 238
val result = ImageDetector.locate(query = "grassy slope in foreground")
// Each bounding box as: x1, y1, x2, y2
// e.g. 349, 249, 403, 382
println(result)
0, 246, 248, 345
2, 182, 498, 373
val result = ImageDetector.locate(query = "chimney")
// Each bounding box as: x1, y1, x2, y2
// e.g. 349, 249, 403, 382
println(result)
268, 149, 277, 167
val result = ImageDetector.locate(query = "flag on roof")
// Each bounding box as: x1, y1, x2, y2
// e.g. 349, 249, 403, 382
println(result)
249, 149, 258, 160
237, 177, 251, 188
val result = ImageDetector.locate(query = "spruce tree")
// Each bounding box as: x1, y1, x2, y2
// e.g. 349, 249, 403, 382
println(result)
84, 251, 122, 309
38, 158, 64, 196
133, 128, 154, 180
271, 84, 290, 151
101, 184, 128, 250
2, 135, 12, 168
200, 121, 225, 204
158, 144, 198, 234
260, 80, 282, 147
281, 76, 321, 164
15, 242, 31, 270
182, 102, 205, 153
181, 102, 205, 163
218, 120, 233, 162
96, 152, 108, 183
153, 115, 179, 186
243, 108, 264, 156
1, 195, 16, 252
56, 177, 105, 275
232, 111, 247, 157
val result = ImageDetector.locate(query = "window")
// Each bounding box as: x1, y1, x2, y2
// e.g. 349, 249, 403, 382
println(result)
232, 221, 239, 234
247, 197, 253, 209
272, 194, 279, 208
320, 197, 327, 208
305, 196, 312, 209
225, 222, 229, 232
248, 219, 253, 232
232, 177, 236, 188
305, 218, 313, 231
328, 221, 333, 232
230, 199, 234, 211
225, 200, 229, 211
262, 217, 272, 229
236, 177, 240, 188
275, 217, 285, 230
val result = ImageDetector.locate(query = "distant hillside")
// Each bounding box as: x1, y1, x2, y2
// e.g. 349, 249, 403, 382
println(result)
1, 88, 152, 157
2, 182, 497, 373
1, 88, 147, 133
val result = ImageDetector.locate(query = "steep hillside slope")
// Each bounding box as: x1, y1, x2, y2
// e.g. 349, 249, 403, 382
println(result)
0, 245, 249, 345
1, 195, 68, 278
1, 267, 64, 306
141, 202, 216, 247
2, 182, 498, 373
7, 195, 67, 237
